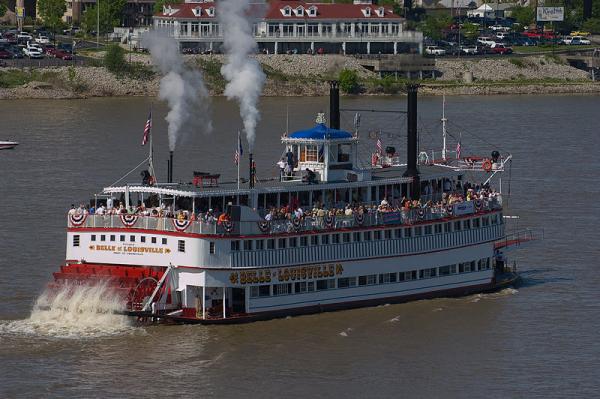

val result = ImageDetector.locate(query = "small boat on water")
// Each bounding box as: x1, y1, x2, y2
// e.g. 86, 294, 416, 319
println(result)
0, 141, 18, 150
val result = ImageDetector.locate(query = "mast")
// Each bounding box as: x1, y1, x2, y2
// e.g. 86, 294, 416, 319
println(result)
441, 95, 447, 161
148, 103, 156, 181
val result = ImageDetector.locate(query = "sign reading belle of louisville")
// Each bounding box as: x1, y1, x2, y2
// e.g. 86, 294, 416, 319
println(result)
537, 7, 564, 22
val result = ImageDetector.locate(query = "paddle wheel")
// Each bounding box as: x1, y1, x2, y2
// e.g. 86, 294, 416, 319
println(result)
50, 262, 167, 312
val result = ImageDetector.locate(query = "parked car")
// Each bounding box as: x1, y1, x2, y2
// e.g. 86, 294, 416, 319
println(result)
17, 33, 33, 43
8, 46, 24, 58
496, 32, 510, 41
45, 44, 57, 56
459, 45, 478, 55
425, 46, 446, 56
0, 48, 11, 59
490, 43, 513, 55
58, 43, 74, 54
24, 42, 44, 58
477, 36, 497, 47
54, 49, 73, 60
35, 36, 50, 45
491, 25, 510, 32
570, 30, 591, 37
574, 36, 591, 45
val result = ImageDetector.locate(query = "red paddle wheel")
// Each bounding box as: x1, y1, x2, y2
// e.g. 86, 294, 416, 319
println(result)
50, 262, 166, 312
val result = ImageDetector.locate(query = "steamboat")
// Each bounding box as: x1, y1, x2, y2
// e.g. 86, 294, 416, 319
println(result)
56, 84, 532, 324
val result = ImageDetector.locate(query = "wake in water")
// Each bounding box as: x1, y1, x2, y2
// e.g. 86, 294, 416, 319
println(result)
0, 282, 139, 339
468, 288, 518, 303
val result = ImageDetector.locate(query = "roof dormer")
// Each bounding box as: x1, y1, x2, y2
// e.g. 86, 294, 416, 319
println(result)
192, 6, 201, 17
281, 5, 292, 17
375, 7, 385, 17
362, 7, 371, 17
308, 5, 317, 17
294, 6, 304, 17
206, 6, 215, 17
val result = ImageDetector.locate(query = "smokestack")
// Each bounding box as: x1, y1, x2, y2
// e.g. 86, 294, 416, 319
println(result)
169, 151, 174, 183
249, 153, 254, 189
329, 81, 340, 130
403, 84, 420, 200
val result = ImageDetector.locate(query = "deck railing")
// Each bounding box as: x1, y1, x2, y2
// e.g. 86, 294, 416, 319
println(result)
68, 200, 501, 236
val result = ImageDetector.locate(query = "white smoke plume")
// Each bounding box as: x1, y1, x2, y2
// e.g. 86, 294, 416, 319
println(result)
142, 30, 212, 151
218, 0, 266, 152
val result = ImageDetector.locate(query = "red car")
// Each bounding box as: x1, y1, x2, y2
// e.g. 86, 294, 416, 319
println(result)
0, 49, 11, 59
490, 44, 513, 55
45, 45, 57, 56
54, 49, 73, 60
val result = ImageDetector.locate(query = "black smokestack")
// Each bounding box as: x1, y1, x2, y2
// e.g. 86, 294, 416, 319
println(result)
169, 151, 174, 183
583, 0, 592, 19
249, 153, 254, 189
403, 84, 420, 200
329, 80, 340, 130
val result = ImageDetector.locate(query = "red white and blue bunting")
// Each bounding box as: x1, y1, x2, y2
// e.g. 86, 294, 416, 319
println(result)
172, 218, 191, 232
222, 220, 234, 233
69, 213, 87, 227
354, 212, 365, 226
120, 214, 138, 228
257, 220, 271, 233
324, 215, 335, 229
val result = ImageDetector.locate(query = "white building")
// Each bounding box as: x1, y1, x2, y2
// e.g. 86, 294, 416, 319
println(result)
153, 0, 423, 55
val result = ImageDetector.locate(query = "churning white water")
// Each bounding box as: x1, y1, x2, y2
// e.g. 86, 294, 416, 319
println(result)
0, 282, 138, 339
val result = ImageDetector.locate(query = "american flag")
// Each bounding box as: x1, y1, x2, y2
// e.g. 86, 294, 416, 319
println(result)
234, 131, 243, 165
456, 141, 461, 159
142, 112, 151, 146
376, 138, 382, 154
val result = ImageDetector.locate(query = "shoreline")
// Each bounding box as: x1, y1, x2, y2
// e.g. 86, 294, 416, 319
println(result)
1, 53, 599, 100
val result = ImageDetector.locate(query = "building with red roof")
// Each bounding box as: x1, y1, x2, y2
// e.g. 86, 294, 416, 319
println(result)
153, 0, 423, 55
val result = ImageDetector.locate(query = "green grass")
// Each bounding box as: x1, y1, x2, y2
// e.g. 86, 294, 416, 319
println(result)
0, 69, 61, 88
196, 58, 226, 92
513, 45, 598, 54
508, 58, 526, 68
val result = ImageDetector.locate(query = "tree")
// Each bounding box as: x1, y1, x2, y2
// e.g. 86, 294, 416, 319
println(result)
339, 69, 359, 94
81, 0, 126, 35
104, 44, 127, 74
510, 6, 535, 28
0, 2, 7, 18
418, 14, 453, 41
462, 23, 480, 40
154, 0, 183, 15
37, 0, 66, 34
583, 17, 600, 33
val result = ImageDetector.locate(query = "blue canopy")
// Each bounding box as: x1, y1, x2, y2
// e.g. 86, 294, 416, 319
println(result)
289, 123, 352, 140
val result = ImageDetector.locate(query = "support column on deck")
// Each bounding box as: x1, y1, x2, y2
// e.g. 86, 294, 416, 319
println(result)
222, 288, 226, 319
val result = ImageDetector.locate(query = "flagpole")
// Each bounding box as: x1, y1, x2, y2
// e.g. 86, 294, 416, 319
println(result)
149, 103, 155, 181
237, 130, 240, 191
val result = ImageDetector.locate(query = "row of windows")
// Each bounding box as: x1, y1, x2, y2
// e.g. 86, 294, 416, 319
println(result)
89, 234, 169, 245
249, 258, 492, 298
233, 215, 501, 252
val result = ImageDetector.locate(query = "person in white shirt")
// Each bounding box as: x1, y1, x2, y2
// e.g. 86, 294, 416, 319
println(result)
96, 205, 105, 215
107, 198, 114, 210
68, 204, 76, 215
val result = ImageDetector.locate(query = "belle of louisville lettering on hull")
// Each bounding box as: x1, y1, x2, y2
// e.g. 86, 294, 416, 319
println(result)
89, 245, 171, 254
230, 263, 344, 285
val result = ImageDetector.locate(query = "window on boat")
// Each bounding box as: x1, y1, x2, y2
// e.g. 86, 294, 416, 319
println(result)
499, 213, 504, 224
379, 273, 397, 284
491, 214, 498, 225
404, 228, 412, 238
338, 277, 357, 288
353, 232, 361, 242
445, 222, 452, 232
414, 226, 422, 237
91, 234, 96, 242
100, 235, 106, 242
321, 235, 330, 245
209, 242, 215, 254
359, 274, 377, 286
289, 237, 298, 248
332, 234, 340, 244
454, 221, 462, 231
394, 229, 402, 238
295, 281, 307, 293
450, 264, 457, 274
343, 233, 351, 243
363, 231, 371, 241
316, 279, 335, 290
267, 239, 275, 250
243, 240, 253, 251
250, 285, 271, 298
424, 225, 433, 235
304, 145, 318, 162
151, 237, 157, 244
273, 283, 292, 296
398, 272, 405, 281
141, 236, 146, 243
434, 224, 442, 234
131, 235, 136, 242
256, 240, 264, 250
337, 144, 351, 163
384, 230, 392, 239
439, 265, 451, 276
118, 235, 125, 242
307, 281, 315, 292
470, 261, 476, 271
310, 235, 318, 246
300, 236, 308, 247
374, 230, 382, 240
162, 238, 167, 245
73, 235, 80, 247
178, 240, 185, 253
231, 241, 240, 251
464, 219, 471, 230
404, 270, 417, 280
473, 218, 481, 228
278, 238, 287, 249
110, 235, 115, 242
419, 268, 437, 279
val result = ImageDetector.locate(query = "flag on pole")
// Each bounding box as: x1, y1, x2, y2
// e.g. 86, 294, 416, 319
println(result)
142, 112, 151, 146
376, 138, 382, 154
234, 131, 243, 165
456, 140, 461, 159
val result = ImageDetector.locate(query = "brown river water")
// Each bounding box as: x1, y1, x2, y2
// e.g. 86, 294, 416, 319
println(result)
0, 95, 599, 398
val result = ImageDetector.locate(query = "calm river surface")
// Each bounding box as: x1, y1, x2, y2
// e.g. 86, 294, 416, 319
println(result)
0, 95, 598, 398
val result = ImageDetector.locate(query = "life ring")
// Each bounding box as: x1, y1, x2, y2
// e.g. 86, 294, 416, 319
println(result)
474, 199, 483, 210
151, 208, 159, 217
257, 220, 271, 233
223, 220, 234, 233
446, 204, 454, 215
482, 159, 493, 172
417, 208, 425, 220
324, 215, 335, 229
292, 218, 302, 232
354, 212, 365, 226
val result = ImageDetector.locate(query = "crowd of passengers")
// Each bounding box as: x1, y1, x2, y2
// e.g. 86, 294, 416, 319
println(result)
69, 182, 500, 225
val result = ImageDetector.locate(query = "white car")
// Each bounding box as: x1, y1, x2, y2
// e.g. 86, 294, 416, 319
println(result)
490, 25, 510, 32
496, 32, 509, 40
477, 36, 497, 47
35, 36, 50, 44
24, 42, 44, 58
425, 46, 446, 56
573, 36, 591, 45
17, 33, 33, 42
